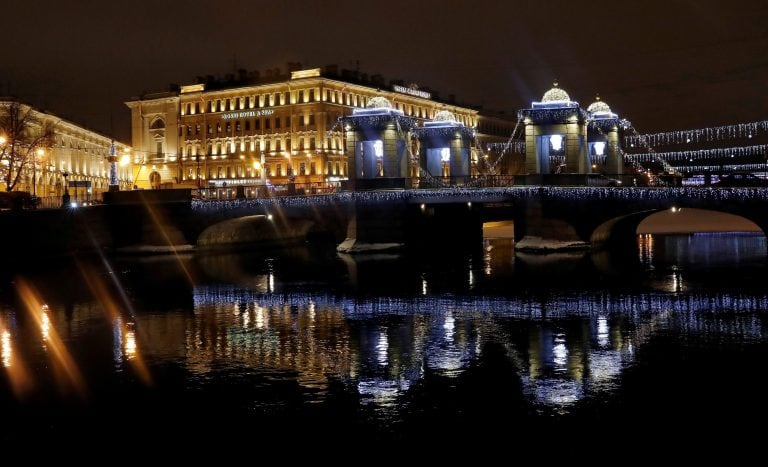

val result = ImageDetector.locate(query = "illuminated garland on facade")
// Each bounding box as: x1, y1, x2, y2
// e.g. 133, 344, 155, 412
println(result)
517, 107, 589, 124
486, 141, 526, 154
588, 118, 632, 132
341, 114, 417, 130
625, 120, 768, 147
412, 126, 475, 139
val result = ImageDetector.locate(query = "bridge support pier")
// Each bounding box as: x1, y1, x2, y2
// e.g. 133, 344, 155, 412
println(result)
337, 199, 408, 253
514, 196, 589, 251
337, 200, 484, 254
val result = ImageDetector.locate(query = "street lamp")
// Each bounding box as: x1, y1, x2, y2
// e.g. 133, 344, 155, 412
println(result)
61, 171, 70, 208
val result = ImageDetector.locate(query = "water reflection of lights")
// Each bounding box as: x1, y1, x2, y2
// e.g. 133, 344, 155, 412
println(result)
669, 268, 685, 293
376, 329, 389, 366
443, 312, 455, 342
40, 306, 51, 344
638, 234, 654, 265
357, 378, 410, 407
552, 334, 568, 372
597, 316, 610, 348
187, 285, 768, 412
484, 242, 492, 276
533, 379, 584, 406
1, 329, 11, 368
422, 278, 428, 296
254, 306, 267, 329
124, 328, 138, 360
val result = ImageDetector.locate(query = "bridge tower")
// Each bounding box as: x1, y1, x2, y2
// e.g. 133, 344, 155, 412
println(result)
342, 96, 417, 190
587, 96, 626, 176
518, 82, 590, 176
412, 110, 474, 184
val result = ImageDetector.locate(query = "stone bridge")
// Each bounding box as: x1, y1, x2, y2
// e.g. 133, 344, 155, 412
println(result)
166, 186, 768, 253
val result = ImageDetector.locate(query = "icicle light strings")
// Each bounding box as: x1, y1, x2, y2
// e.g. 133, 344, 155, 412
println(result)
629, 144, 768, 162
625, 120, 768, 147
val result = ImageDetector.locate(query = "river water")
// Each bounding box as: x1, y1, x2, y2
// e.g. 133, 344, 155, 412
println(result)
1, 233, 767, 445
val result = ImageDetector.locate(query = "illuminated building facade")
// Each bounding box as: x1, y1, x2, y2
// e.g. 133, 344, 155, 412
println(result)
125, 66, 496, 194
0, 99, 133, 199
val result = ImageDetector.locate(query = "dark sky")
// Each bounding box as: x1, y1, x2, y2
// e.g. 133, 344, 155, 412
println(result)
3, 0, 766, 143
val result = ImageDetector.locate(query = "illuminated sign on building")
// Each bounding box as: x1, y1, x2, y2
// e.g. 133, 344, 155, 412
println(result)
392, 84, 431, 100
221, 109, 275, 119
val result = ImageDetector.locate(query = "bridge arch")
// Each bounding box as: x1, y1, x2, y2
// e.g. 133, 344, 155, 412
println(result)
591, 208, 766, 252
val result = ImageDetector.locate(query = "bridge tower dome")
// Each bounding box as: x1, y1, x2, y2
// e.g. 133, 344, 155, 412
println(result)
518, 81, 590, 176
342, 96, 417, 189
412, 110, 474, 183
586, 95, 627, 176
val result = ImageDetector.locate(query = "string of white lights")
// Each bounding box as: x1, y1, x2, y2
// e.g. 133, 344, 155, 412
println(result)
191, 185, 768, 213
628, 144, 768, 162
670, 163, 768, 173
625, 120, 768, 147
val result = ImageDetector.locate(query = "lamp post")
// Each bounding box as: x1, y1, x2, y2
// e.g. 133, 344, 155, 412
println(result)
61, 171, 70, 208
33, 147, 44, 206
107, 142, 119, 192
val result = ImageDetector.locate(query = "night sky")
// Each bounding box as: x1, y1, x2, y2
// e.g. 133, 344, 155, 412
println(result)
3, 0, 766, 143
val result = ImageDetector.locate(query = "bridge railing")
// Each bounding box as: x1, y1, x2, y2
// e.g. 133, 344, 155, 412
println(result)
196, 181, 342, 200
415, 175, 517, 188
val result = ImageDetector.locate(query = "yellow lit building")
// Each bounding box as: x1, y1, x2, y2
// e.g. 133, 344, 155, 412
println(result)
126, 65, 514, 194
0, 99, 133, 200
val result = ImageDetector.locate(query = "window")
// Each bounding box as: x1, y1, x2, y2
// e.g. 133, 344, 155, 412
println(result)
196, 124, 200, 135
275, 117, 281, 129
265, 118, 271, 130
309, 138, 315, 150
217, 166, 223, 178
276, 163, 282, 176
235, 121, 241, 132
309, 89, 315, 102
285, 116, 290, 127
245, 120, 250, 131
156, 142, 163, 157
299, 162, 306, 176
308, 114, 315, 125
310, 162, 316, 175
226, 122, 231, 133
255, 119, 261, 130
